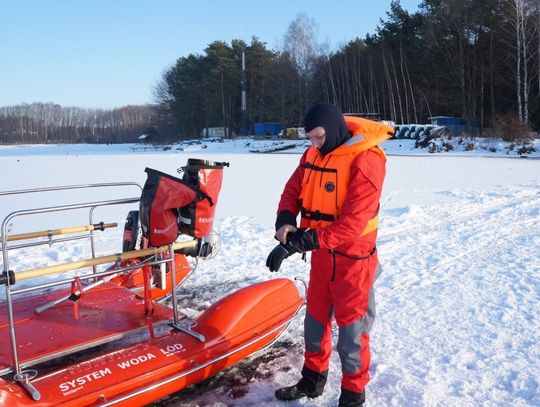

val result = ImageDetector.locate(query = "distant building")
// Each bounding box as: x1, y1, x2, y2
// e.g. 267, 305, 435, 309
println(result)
253, 122, 283, 137
201, 127, 227, 138
428, 116, 479, 136
138, 128, 160, 143
283, 127, 307, 139
138, 133, 151, 143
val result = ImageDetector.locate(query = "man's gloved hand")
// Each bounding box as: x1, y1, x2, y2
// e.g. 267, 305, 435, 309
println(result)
266, 229, 319, 272
287, 229, 319, 252
266, 243, 296, 272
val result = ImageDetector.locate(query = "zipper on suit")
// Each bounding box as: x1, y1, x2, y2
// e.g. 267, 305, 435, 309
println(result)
330, 249, 336, 282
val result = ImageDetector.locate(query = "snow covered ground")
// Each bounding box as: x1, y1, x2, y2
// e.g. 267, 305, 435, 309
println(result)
0, 135, 538, 158
0, 140, 539, 406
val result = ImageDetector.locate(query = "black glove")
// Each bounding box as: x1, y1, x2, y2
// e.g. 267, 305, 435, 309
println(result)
265, 229, 319, 272
266, 243, 296, 272
286, 229, 319, 252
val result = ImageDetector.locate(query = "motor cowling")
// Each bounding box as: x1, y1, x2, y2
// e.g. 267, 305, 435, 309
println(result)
178, 159, 229, 238
122, 210, 148, 252
139, 160, 228, 247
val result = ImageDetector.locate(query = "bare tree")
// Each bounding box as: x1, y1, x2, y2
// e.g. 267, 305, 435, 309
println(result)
536, 0, 540, 97
0, 103, 157, 144
283, 13, 321, 120
505, 0, 537, 123
382, 49, 397, 122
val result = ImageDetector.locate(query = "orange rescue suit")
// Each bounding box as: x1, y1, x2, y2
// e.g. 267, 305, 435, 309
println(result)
276, 115, 393, 393
293, 116, 393, 255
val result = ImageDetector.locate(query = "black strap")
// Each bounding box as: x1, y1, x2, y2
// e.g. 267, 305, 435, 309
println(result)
301, 207, 335, 222
301, 162, 337, 173
192, 187, 214, 206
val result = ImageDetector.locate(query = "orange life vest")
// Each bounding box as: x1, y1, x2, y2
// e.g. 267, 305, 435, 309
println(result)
299, 116, 393, 236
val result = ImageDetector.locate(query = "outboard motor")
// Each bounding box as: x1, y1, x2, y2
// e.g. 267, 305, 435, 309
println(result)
139, 159, 229, 248
122, 210, 147, 252
178, 159, 229, 238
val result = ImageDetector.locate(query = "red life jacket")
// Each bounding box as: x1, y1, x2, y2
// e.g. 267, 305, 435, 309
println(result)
299, 116, 393, 236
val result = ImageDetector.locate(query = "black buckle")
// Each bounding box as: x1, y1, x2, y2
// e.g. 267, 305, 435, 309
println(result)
301, 208, 335, 222
0, 270, 16, 285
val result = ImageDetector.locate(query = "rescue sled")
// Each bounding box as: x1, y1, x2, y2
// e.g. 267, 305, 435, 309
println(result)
0, 160, 304, 406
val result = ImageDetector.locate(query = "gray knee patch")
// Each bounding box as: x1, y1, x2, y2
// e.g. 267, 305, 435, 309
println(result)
304, 312, 325, 353
337, 321, 364, 373
337, 288, 376, 373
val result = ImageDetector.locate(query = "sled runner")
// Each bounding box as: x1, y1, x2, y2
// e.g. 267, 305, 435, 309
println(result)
0, 162, 303, 406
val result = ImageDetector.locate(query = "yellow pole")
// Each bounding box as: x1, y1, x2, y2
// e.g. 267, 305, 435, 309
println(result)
15, 240, 197, 282
5, 222, 118, 242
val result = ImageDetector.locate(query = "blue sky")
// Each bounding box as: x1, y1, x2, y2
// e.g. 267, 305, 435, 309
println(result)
0, 1, 421, 109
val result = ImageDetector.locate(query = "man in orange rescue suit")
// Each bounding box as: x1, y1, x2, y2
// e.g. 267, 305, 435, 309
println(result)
266, 103, 393, 407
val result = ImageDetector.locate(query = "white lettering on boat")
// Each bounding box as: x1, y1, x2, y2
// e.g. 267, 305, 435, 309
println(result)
66, 344, 151, 376
62, 386, 83, 396
59, 368, 112, 394
160, 343, 186, 357
116, 352, 157, 369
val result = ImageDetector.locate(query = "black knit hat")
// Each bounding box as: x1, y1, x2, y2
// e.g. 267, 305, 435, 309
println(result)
304, 103, 350, 156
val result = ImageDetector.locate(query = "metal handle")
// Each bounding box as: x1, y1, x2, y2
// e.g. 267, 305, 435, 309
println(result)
171, 323, 206, 342
14, 370, 41, 401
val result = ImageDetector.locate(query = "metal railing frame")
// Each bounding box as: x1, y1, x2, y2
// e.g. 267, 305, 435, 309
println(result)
0, 183, 153, 380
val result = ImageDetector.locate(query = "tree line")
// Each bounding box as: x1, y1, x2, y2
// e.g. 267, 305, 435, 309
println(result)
157, 0, 539, 139
1, 0, 538, 144
0, 103, 156, 144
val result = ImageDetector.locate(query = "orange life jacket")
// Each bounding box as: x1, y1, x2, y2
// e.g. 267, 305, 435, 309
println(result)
299, 116, 393, 236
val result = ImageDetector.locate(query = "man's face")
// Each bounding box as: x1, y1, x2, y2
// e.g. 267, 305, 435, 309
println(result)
307, 126, 326, 149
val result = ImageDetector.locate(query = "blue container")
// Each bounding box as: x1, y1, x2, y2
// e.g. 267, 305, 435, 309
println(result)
428, 116, 479, 136
253, 122, 284, 136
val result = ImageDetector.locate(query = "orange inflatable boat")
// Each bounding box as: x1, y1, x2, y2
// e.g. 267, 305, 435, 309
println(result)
0, 162, 303, 406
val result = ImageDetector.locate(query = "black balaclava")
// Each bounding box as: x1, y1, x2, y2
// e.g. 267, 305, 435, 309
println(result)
304, 103, 351, 156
